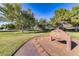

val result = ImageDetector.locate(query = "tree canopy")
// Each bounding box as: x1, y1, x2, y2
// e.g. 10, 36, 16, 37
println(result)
50, 6, 79, 31
0, 3, 36, 33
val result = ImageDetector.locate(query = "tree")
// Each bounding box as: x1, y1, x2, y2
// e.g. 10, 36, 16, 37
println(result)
51, 8, 70, 28
0, 3, 21, 20
0, 3, 21, 29
27, 9, 35, 30
20, 9, 35, 33
72, 6, 79, 15
38, 18, 47, 32
3, 24, 15, 30
0, 4, 36, 33
70, 18, 79, 31
69, 6, 79, 31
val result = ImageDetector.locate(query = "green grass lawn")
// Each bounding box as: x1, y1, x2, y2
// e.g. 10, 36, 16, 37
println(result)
67, 32, 79, 39
0, 31, 79, 56
0, 31, 48, 56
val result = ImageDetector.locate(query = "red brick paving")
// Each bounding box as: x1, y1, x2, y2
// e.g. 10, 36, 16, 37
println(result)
14, 37, 49, 56
14, 39, 40, 56
14, 33, 79, 56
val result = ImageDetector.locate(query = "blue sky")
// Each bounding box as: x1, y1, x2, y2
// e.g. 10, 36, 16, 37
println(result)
0, 3, 79, 25
22, 3, 79, 20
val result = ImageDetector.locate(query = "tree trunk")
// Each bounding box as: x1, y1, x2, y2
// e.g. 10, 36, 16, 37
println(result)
21, 25, 24, 33
22, 28, 24, 33
75, 26, 78, 32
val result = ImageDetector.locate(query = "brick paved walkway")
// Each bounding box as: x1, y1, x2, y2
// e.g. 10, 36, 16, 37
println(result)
14, 35, 79, 56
